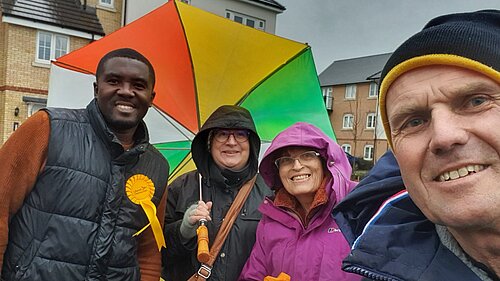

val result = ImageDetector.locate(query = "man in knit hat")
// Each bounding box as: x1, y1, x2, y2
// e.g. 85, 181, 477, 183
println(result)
333, 10, 500, 280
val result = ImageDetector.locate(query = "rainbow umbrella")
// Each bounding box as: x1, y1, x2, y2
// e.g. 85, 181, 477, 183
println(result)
48, 0, 334, 182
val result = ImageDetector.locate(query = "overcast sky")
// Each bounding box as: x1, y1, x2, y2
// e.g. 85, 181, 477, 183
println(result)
275, 0, 500, 73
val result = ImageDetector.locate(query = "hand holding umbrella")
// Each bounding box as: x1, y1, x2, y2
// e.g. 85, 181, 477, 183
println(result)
179, 200, 212, 257
194, 201, 212, 263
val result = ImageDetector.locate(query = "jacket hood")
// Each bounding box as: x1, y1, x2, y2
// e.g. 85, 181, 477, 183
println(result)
259, 122, 356, 201
191, 105, 260, 178
332, 150, 404, 245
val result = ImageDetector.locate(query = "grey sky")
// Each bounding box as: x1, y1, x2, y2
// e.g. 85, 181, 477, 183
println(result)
275, 0, 500, 73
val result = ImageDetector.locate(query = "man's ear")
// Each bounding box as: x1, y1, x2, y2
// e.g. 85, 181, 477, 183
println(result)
93, 82, 98, 98
149, 91, 156, 107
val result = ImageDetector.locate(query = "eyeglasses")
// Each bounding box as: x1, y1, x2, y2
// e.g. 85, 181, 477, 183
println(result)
213, 129, 250, 143
274, 151, 321, 169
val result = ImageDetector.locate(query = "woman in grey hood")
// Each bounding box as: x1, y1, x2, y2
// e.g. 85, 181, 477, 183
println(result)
162, 105, 273, 281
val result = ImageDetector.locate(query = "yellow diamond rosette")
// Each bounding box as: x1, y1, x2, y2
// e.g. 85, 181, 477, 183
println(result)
126, 174, 166, 251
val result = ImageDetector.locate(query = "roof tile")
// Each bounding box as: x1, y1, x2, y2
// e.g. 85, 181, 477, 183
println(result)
249, 0, 285, 11
1, 0, 105, 36
319, 53, 392, 86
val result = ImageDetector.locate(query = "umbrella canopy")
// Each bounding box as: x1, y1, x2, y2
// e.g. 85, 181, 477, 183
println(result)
48, 0, 335, 182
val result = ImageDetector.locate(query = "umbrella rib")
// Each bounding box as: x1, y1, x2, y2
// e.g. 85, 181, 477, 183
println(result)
168, 154, 193, 180
52, 61, 95, 75
174, 0, 202, 130
152, 106, 194, 142
235, 46, 310, 106
156, 147, 190, 151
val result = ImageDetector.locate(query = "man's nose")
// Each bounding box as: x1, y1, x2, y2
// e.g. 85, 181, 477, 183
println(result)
428, 109, 469, 155
117, 83, 134, 96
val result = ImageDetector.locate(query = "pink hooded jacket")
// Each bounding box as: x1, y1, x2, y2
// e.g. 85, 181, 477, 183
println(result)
239, 122, 360, 281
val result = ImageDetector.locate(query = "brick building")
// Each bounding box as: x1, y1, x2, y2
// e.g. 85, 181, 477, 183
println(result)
0, 0, 118, 144
319, 53, 392, 170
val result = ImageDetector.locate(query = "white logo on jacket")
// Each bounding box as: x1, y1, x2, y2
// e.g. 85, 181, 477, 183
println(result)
328, 227, 341, 233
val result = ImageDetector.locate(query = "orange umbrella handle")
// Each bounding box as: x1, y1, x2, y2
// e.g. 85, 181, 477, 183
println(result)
197, 221, 210, 263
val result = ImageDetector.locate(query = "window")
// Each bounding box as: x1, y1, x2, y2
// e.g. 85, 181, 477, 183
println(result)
99, 0, 114, 7
345, 84, 356, 99
341, 144, 351, 154
366, 113, 376, 129
364, 145, 374, 160
23, 96, 47, 117
28, 102, 46, 117
369, 82, 378, 98
342, 114, 354, 129
226, 10, 265, 30
322, 87, 333, 110
36, 31, 69, 63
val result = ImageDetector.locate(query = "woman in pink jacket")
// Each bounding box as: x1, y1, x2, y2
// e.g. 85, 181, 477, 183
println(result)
239, 122, 361, 281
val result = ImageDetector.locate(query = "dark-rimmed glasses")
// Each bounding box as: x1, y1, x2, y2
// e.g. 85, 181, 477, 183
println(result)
213, 129, 250, 143
274, 151, 321, 169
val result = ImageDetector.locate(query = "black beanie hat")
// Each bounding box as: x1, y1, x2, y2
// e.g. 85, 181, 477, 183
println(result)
379, 9, 500, 146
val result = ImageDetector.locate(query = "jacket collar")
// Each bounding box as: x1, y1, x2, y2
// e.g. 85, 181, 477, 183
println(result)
261, 176, 337, 232
333, 150, 404, 245
273, 175, 331, 227
334, 150, 483, 280
342, 192, 482, 281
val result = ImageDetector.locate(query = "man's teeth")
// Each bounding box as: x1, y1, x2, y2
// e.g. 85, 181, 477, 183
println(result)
292, 174, 310, 181
438, 165, 484, 182
117, 105, 133, 110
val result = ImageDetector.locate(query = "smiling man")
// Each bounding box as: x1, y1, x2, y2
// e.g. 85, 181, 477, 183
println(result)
333, 10, 500, 281
0, 48, 169, 281
94, 51, 156, 147
162, 105, 273, 281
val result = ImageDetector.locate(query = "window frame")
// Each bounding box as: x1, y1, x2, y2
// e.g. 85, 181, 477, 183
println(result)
36, 31, 69, 64
99, 0, 114, 8
341, 144, 352, 154
366, 113, 376, 129
226, 10, 266, 30
345, 84, 356, 100
368, 82, 378, 98
363, 145, 374, 160
27, 102, 46, 117
342, 114, 354, 129
322, 87, 333, 110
